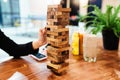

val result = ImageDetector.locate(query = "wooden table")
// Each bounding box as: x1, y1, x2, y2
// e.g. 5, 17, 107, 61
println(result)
0, 38, 120, 80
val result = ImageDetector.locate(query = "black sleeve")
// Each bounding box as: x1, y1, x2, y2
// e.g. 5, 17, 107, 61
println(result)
0, 30, 39, 58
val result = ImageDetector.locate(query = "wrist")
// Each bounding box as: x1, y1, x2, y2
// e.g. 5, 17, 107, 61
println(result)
32, 40, 41, 50
32, 40, 47, 50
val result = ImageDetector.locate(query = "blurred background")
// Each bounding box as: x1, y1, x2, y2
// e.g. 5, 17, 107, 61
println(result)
0, 0, 120, 61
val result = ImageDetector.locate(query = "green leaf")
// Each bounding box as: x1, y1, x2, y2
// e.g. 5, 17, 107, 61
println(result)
78, 4, 120, 37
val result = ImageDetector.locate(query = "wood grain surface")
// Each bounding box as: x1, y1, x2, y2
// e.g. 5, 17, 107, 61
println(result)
0, 38, 120, 80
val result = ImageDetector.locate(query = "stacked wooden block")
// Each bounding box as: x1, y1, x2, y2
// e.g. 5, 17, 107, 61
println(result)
46, 5, 71, 75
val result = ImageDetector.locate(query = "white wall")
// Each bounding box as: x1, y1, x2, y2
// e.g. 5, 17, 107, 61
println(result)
79, 0, 89, 16
28, 0, 61, 27
19, 0, 30, 26
19, 0, 30, 17
102, 0, 120, 13
19, 0, 120, 18
19, 0, 61, 24
79, 0, 120, 16
29, 0, 61, 16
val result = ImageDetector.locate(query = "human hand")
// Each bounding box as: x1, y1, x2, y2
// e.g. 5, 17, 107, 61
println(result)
38, 28, 47, 45
32, 28, 47, 50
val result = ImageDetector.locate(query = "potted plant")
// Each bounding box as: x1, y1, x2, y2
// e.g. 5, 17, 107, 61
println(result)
81, 5, 120, 50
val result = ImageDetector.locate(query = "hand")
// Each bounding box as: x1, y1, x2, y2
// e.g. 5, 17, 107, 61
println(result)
38, 28, 47, 45
32, 28, 47, 50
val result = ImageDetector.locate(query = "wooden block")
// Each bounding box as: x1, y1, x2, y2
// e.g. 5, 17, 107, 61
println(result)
46, 25, 65, 29
47, 31, 69, 36
48, 13, 55, 18
48, 43, 69, 48
58, 8, 71, 12
47, 31, 58, 36
47, 49, 69, 59
47, 52, 69, 63
61, 17, 69, 21
54, 28, 69, 32
47, 38, 69, 46
47, 34, 69, 41
55, 15, 63, 18
55, 12, 62, 15
47, 50, 69, 58
48, 5, 62, 9
47, 21, 60, 26
47, 46, 70, 53
47, 61, 69, 70
47, 12, 63, 19
47, 35, 69, 41
62, 22, 69, 26
63, 12, 70, 16
47, 21, 61, 26
47, 5, 71, 12
46, 28, 69, 33
46, 34, 69, 39
47, 41, 69, 48
48, 56, 69, 64
47, 52, 69, 61
47, 17, 70, 26
47, 20, 54, 25
47, 12, 62, 16
47, 18, 60, 22
50, 68, 67, 76
47, 55, 64, 64
47, 15, 63, 20
47, 61, 69, 75
46, 26, 69, 35
47, 5, 71, 26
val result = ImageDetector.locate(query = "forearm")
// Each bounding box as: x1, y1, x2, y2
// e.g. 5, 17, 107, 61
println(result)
1, 41, 39, 57
0, 30, 38, 57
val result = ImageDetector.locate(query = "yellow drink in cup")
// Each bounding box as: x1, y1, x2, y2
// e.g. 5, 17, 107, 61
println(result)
79, 33, 83, 54
72, 32, 79, 55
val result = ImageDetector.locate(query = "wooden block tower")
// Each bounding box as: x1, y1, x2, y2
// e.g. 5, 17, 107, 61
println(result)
46, 5, 71, 75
